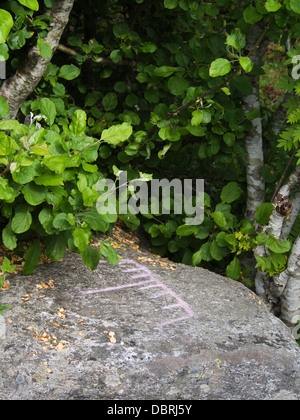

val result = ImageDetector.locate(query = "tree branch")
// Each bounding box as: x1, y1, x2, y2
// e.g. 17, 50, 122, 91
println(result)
57, 43, 133, 66
0, 0, 75, 120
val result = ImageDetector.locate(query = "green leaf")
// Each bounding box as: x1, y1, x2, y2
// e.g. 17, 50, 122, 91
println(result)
30, 143, 51, 156
164, 0, 178, 8
154, 66, 178, 77
23, 240, 41, 275
210, 240, 227, 261
0, 120, 20, 130
38, 208, 54, 234
101, 123, 133, 145
195, 226, 210, 240
100, 212, 118, 223
176, 224, 200, 236
110, 49, 123, 63
256, 232, 269, 246
0, 10, 14, 43
42, 155, 68, 173
291, 0, 300, 13
11, 206, 32, 234
1, 257, 16, 273
81, 245, 101, 271
192, 249, 203, 266
255, 203, 275, 225
226, 29, 246, 51
223, 132, 235, 147
243, 5, 262, 24
113, 22, 130, 38
226, 257, 241, 281
82, 187, 99, 207
17, 0, 39, 11
37, 38, 52, 59
221, 182, 242, 203
0, 43, 9, 61
53, 213, 75, 230
224, 233, 238, 247
158, 127, 181, 142
0, 97, 10, 119
59, 65, 81, 80
2, 223, 17, 250
168, 240, 179, 253
239, 56, 254, 73
35, 174, 64, 186
191, 110, 203, 127
0, 133, 18, 155
23, 183, 46, 206
73, 227, 90, 252
168, 76, 189, 95
0, 178, 15, 202
40, 98, 56, 126
200, 242, 213, 261
140, 42, 157, 53
69, 110, 87, 137
209, 58, 231, 77
240, 220, 255, 234
44, 0, 55, 7
102, 92, 118, 111
120, 213, 141, 230
265, 0, 282, 12
85, 91, 101, 107
211, 211, 228, 230
81, 210, 110, 233
100, 241, 120, 265
246, 108, 261, 120
187, 124, 206, 138
216, 231, 228, 247
193, 241, 214, 265
267, 236, 292, 254
45, 232, 68, 261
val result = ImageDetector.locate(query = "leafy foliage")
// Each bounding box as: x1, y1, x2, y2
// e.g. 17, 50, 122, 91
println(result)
0, 0, 299, 292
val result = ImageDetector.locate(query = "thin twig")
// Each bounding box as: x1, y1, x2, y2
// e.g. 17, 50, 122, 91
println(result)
57, 44, 133, 66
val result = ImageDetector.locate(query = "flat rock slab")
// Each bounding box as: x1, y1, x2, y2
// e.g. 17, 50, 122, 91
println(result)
1, 242, 300, 400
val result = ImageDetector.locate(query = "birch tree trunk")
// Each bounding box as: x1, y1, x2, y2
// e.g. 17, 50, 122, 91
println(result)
242, 24, 270, 220
280, 235, 300, 326
254, 166, 300, 322
0, 0, 75, 120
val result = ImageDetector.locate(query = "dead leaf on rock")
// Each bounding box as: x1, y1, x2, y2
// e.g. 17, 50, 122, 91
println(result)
21, 293, 32, 302
57, 308, 66, 319
107, 331, 117, 344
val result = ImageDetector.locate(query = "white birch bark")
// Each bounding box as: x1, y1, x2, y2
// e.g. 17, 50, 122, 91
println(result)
0, 0, 75, 119
280, 235, 300, 326
281, 192, 300, 240
242, 24, 269, 220
254, 167, 300, 315
243, 91, 266, 220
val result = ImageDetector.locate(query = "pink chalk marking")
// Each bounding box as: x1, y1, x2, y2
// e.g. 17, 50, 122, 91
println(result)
80, 258, 195, 331
162, 303, 182, 310
130, 274, 151, 280
139, 284, 162, 290
150, 291, 169, 299
81, 280, 154, 295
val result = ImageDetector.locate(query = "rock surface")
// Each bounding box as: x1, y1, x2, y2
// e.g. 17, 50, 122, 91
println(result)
1, 229, 300, 400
